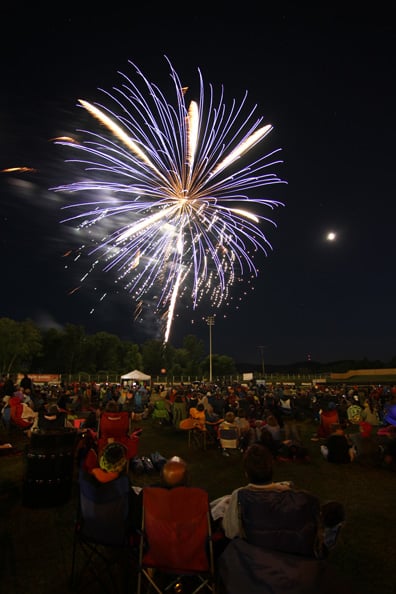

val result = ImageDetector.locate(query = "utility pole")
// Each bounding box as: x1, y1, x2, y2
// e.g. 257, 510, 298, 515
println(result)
258, 345, 266, 377
206, 316, 215, 382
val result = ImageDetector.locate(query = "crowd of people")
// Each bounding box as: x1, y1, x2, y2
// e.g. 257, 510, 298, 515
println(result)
2, 373, 396, 469
2, 372, 396, 593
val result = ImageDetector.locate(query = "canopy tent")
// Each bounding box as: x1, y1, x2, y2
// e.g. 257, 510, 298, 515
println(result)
121, 369, 151, 382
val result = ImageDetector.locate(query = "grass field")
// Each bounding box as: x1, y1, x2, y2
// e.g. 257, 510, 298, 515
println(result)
1, 417, 394, 594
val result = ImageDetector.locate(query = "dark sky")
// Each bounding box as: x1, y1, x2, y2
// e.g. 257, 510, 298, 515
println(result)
1, 7, 395, 366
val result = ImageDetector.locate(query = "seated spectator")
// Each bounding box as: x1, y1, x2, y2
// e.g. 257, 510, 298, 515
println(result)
30, 403, 72, 433
234, 408, 250, 451
320, 424, 355, 464
258, 427, 283, 458
316, 402, 340, 439
172, 392, 188, 428
9, 394, 37, 430
350, 421, 382, 467
1, 395, 11, 430
283, 413, 303, 445
204, 404, 222, 440
263, 413, 283, 442
161, 456, 189, 487
210, 443, 293, 540
346, 397, 363, 425
383, 403, 396, 428
130, 456, 189, 530
121, 390, 135, 413
218, 411, 240, 456
320, 500, 346, 554
104, 399, 119, 412
381, 427, 396, 471
83, 441, 128, 483
151, 399, 171, 424
189, 403, 206, 428
360, 398, 380, 427
377, 417, 396, 470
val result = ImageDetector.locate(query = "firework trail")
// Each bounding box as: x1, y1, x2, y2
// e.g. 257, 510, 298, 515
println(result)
53, 57, 286, 343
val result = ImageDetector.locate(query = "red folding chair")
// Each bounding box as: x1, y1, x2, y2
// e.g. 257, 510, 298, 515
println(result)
317, 409, 340, 438
97, 411, 140, 462
137, 486, 216, 594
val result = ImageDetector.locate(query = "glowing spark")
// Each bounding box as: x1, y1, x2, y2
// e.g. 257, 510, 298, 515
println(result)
1, 167, 36, 173
50, 136, 78, 143
53, 58, 286, 343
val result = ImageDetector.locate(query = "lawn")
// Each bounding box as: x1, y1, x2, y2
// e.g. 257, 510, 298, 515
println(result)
134, 417, 395, 594
1, 417, 394, 594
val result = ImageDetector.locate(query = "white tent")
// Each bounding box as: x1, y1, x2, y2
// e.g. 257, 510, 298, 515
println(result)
120, 369, 151, 381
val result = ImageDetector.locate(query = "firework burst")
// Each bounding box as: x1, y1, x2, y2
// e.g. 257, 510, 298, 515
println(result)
53, 57, 286, 343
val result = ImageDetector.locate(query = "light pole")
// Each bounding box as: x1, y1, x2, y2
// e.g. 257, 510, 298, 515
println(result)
258, 345, 266, 377
206, 316, 215, 382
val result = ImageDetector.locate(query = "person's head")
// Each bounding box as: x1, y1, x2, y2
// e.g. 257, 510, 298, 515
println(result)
105, 400, 118, 412
161, 456, 188, 487
243, 443, 273, 484
45, 403, 59, 416
266, 414, 278, 427
225, 411, 235, 423
321, 500, 345, 527
237, 408, 246, 418
99, 442, 127, 474
196, 403, 205, 412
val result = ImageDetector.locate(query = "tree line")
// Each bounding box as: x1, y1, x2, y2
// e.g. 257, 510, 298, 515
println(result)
0, 317, 237, 379
1, 317, 394, 381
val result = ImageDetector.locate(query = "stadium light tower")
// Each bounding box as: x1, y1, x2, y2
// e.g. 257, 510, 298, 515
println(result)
258, 345, 266, 377
206, 316, 215, 382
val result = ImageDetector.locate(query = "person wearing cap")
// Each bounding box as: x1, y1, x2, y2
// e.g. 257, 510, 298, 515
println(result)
346, 397, 362, 425
83, 441, 128, 483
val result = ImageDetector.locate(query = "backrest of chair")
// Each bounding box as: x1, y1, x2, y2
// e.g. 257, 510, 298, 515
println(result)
98, 411, 130, 439
238, 488, 321, 558
218, 422, 239, 448
23, 430, 79, 507
141, 486, 211, 573
78, 469, 131, 546
319, 409, 339, 437
30, 428, 78, 452
10, 399, 31, 427
37, 410, 67, 431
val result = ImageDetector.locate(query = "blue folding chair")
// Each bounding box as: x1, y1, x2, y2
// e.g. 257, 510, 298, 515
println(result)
70, 469, 134, 593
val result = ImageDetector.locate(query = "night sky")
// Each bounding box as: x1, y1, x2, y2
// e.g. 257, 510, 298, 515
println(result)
1, 7, 395, 366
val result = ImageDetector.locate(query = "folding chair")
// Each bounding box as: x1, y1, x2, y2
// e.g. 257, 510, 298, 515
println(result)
218, 422, 240, 456
22, 428, 79, 507
188, 419, 223, 450
97, 411, 140, 466
218, 488, 345, 594
70, 468, 134, 594
151, 399, 170, 424
137, 486, 216, 594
